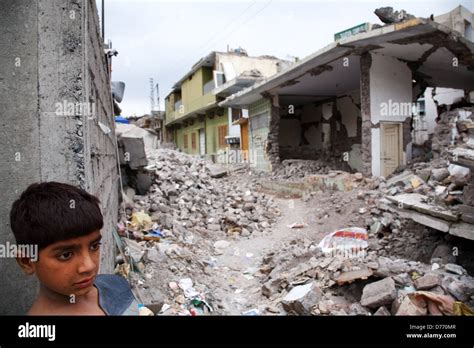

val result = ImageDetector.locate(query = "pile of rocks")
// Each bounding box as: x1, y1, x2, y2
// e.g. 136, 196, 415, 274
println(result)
432, 106, 474, 160
123, 149, 280, 239
116, 149, 281, 313
259, 239, 474, 315
270, 159, 351, 181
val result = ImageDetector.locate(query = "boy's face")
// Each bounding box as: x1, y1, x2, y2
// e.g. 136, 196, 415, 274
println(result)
18, 230, 102, 298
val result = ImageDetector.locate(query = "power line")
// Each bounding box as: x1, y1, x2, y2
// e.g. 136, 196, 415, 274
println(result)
189, 1, 258, 59
168, 1, 273, 80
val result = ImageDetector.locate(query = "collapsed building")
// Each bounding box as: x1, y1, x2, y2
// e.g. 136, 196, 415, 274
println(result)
220, 6, 474, 176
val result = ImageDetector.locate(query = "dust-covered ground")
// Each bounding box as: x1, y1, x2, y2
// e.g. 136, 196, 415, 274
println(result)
117, 150, 474, 316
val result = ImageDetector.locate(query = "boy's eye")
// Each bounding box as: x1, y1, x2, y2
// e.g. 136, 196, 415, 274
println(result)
90, 242, 102, 251
58, 251, 73, 261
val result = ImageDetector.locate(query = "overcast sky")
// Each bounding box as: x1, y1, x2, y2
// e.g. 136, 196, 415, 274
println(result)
98, 0, 473, 116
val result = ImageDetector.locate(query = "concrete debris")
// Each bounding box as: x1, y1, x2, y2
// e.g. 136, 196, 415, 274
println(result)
374, 306, 391, 316
414, 274, 439, 290
374, 7, 415, 24
444, 263, 467, 276
360, 277, 397, 309
114, 144, 474, 316
281, 282, 322, 315
334, 268, 373, 285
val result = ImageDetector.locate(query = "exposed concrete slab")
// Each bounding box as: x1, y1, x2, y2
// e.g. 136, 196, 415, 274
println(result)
381, 195, 474, 240
386, 193, 458, 221
384, 203, 451, 232
449, 222, 474, 240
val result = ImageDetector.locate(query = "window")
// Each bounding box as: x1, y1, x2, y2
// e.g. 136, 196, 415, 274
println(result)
191, 132, 196, 149
183, 134, 188, 149
218, 125, 228, 148
231, 108, 242, 122
213, 71, 225, 88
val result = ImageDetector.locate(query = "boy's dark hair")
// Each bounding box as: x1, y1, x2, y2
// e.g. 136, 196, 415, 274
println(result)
10, 182, 104, 250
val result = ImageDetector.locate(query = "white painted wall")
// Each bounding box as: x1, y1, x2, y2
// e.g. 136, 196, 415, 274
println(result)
369, 52, 412, 177
371, 128, 381, 177
322, 102, 333, 120
370, 52, 412, 123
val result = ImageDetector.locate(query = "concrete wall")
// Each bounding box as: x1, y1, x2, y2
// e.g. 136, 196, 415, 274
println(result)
176, 119, 205, 155
435, 5, 473, 42
0, 0, 119, 314
174, 109, 228, 157
248, 98, 272, 171
369, 52, 412, 177
206, 110, 228, 155
277, 90, 362, 172
182, 68, 205, 108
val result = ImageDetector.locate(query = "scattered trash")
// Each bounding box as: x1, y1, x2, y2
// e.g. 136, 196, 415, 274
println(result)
191, 298, 213, 313
143, 229, 162, 241
408, 291, 456, 316
317, 227, 368, 255
453, 301, 474, 316
130, 211, 153, 231
178, 278, 200, 299
288, 222, 307, 229
242, 308, 259, 316
117, 222, 126, 234
98, 121, 111, 134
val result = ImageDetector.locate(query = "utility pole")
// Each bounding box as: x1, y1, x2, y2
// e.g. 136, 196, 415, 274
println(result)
149, 77, 155, 113
155, 83, 160, 112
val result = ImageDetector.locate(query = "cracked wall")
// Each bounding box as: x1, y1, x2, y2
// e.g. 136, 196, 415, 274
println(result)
0, 0, 118, 314
368, 52, 413, 177
278, 90, 362, 172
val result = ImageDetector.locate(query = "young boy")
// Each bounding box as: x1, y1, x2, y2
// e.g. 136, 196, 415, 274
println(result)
10, 182, 140, 315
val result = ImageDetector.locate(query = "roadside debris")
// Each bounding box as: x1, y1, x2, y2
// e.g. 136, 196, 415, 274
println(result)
113, 143, 474, 316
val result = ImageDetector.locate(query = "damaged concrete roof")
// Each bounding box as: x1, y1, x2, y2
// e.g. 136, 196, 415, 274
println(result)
220, 18, 474, 108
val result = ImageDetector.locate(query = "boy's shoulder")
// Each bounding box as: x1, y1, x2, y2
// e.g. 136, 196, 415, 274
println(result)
95, 274, 139, 315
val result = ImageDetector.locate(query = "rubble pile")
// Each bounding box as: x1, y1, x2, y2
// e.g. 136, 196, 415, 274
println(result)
270, 159, 351, 181
124, 149, 280, 238
374, 7, 415, 24
365, 107, 474, 253
259, 239, 474, 315
432, 106, 474, 160
116, 149, 281, 314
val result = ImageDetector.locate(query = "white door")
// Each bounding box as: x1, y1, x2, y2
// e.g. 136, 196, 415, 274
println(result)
199, 129, 205, 156
381, 123, 401, 177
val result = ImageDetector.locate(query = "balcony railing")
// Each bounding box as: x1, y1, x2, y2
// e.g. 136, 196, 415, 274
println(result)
165, 93, 217, 125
